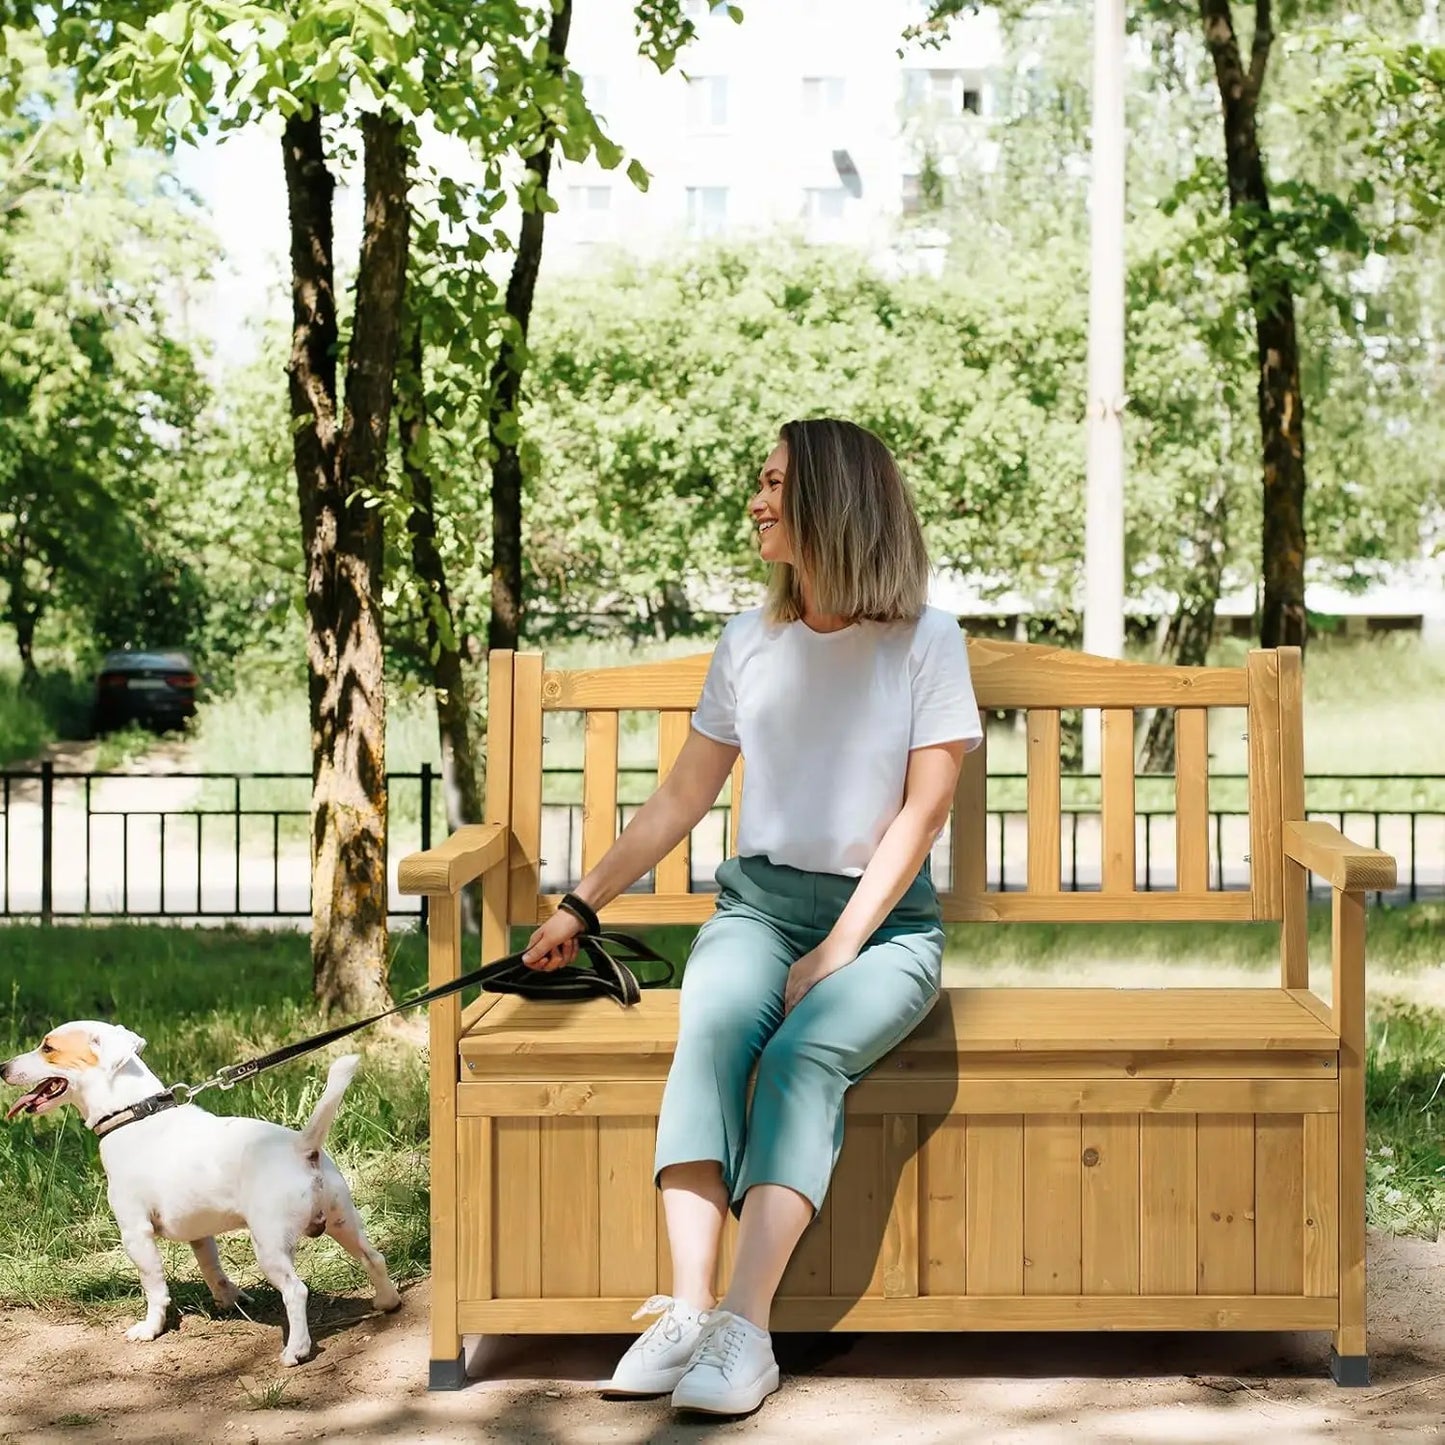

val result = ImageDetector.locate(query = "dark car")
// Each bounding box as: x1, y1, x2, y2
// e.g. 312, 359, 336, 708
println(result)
91, 649, 200, 735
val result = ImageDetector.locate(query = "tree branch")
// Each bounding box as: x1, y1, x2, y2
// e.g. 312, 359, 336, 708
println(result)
1248, 0, 1272, 102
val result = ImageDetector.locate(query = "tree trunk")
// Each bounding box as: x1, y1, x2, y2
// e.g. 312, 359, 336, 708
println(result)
488, 0, 573, 651
1199, 0, 1308, 650
284, 108, 411, 1015
399, 317, 486, 932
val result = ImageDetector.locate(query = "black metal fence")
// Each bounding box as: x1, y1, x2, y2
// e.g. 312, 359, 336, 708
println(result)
0, 765, 1440, 925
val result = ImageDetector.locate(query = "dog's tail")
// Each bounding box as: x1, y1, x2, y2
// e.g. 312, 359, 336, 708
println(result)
297, 1053, 360, 1159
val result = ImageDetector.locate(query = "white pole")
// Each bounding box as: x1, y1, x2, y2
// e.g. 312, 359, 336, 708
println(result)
1082, 0, 1128, 774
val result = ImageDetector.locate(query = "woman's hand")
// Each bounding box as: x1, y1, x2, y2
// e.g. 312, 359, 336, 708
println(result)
783, 941, 853, 1015
521, 909, 586, 971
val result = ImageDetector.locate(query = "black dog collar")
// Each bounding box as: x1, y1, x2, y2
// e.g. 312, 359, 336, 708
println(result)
92, 1087, 187, 1140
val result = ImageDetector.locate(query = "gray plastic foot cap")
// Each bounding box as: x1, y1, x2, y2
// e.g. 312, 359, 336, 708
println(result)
429, 1351, 467, 1391
1330, 1349, 1369, 1387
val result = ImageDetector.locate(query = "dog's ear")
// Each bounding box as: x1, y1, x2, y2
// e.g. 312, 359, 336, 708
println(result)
92, 1026, 147, 1076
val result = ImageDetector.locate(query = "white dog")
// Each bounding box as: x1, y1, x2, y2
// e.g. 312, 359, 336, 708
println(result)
2, 1020, 401, 1365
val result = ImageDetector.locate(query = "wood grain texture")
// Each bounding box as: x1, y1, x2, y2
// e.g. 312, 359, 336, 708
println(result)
1247, 650, 1284, 920
1027, 710, 1062, 893
966, 1117, 1023, 1294
582, 710, 619, 877
1024, 1115, 1081, 1294
1197, 1115, 1256, 1295
1082, 1114, 1139, 1294
1255, 1115, 1305, 1296
508, 652, 545, 923
920, 1116, 968, 1296
1278, 648, 1308, 986
1304, 1112, 1340, 1298
540, 1119, 599, 1298
655, 711, 693, 892
457, 1117, 493, 1301
493, 1119, 541, 1298
1334, 889, 1367, 1357
952, 732, 988, 895
1175, 707, 1211, 894
598, 1118, 658, 1299
1140, 1115, 1197, 1295
1101, 709, 1137, 894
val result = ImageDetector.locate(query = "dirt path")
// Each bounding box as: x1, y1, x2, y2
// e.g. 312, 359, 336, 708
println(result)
2, 1231, 1442, 1444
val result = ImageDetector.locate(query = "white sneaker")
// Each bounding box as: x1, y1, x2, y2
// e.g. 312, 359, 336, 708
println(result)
669, 1309, 780, 1416
602, 1295, 706, 1395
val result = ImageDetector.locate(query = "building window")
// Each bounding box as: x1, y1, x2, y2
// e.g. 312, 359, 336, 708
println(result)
685, 186, 728, 237
801, 76, 846, 119
569, 185, 612, 214
580, 73, 608, 115
904, 68, 985, 118
803, 187, 847, 221
686, 76, 729, 132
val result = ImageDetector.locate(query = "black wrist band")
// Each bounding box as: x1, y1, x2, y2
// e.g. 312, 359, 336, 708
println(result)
558, 892, 601, 936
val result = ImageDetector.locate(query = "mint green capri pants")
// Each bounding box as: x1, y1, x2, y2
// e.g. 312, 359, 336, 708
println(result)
653, 852, 943, 1215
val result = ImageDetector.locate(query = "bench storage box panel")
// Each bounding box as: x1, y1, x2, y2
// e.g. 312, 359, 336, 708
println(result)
398, 640, 1396, 1391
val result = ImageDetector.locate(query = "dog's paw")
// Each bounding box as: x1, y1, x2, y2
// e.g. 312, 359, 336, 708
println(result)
279, 1343, 312, 1368
212, 1280, 251, 1310
375, 1284, 402, 1313
125, 1319, 165, 1343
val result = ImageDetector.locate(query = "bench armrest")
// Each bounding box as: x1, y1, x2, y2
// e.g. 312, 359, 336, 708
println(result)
398, 822, 509, 896
1283, 820, 1396, 893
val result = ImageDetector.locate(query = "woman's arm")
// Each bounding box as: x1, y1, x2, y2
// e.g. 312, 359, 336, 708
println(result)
783, 740, 964, 1007
522, 727, 738, 967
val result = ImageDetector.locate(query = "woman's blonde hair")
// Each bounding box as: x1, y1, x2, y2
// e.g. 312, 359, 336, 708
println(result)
764, 418, 931, 625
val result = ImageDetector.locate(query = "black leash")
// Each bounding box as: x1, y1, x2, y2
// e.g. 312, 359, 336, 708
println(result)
91, 896, 672, 1139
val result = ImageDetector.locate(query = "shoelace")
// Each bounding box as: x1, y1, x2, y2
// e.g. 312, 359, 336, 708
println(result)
692, 1310, 745, 1376
631, 1294, 686, 1348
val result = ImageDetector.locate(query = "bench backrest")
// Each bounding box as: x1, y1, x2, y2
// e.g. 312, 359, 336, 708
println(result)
482, 637, 1304, 929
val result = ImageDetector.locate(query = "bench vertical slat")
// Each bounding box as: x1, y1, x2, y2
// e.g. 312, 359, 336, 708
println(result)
780, 1194, 833, 1296
494, 1119, 541, 1298
1334, 888, 1367, 1357
540, 1119, 599, 1297
1197, 1115, 1256, 1292
1101, 710, 1136, 893
1023, 1115, 1081, 1294
1303, 1112, 1340, 1297
1278, 648, 1309, 985
1248, 650, 1285, 920
1140, 1115, 1197, 1294
1026, 711, 1062, 893
482, 650, 515, 966
1082, 1114, 1139, 1294
952, 733, 988, 895
510, 653, 545, 921
1174, 708, 1210, 894
832, 1118, 887, 1295
598, 1118, 658, 1299
1256, 1115, 1305, 1294
582, 710, 619, 877
655, 711, 692, 892
429, 890, 464, 1364
729, 756, 744, 857
965, 1117, 1024, 1294
882, 1113, 920, 1298
920, 1116, 968, 1295
458, 1117, 493, 1300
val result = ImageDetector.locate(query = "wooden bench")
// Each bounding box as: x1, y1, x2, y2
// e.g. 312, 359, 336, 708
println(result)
398, 638, 1397, 1391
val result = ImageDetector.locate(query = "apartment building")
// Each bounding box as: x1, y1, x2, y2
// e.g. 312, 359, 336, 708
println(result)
548, 0, 1003, 267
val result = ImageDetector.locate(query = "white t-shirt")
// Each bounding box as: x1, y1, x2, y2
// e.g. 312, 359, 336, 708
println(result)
691, 604, 984, 877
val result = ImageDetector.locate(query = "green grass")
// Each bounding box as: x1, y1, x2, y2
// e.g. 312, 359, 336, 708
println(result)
1, 911, 1442, 1321
0, 665, 95, 767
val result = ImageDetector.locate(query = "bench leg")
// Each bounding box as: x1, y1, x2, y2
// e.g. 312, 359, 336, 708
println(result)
1329, 1348, 1369, 1387
429, 1349, 467, 1390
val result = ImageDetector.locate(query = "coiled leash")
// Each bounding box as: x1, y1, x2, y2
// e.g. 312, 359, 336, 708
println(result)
91, 894, 673, 1137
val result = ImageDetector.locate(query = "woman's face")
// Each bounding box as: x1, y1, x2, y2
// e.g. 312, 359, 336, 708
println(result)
749, 440, 792, 566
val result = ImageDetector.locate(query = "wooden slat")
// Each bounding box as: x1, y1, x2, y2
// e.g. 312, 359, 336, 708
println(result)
397, 822, 509, 895
655, 711, 693, 891
965, 1117, 1023, 1294
965, 639, 1250, 709
461, 1294, 1339, 1335
920, 1116, 968, 1295
1285, 820, 1398, 893
493, 1118, 541, 1298
1027, 710, 1062, 893
458, 1078, 1337, 1119
582, 710, 619, 876
458, 1117, 493, 1301
1175, 707, 1210, 894
882, 1114, 920, 1297
1197, 1115, 1256, 1294
540, 888, 1260, 925
1255, 1115, 1305, 1295
728, 757, 744, 856
1303, 1112, 1340, 1297
1278, 648, 1308, 985
779, 1192, 832, 1297
598, 1119, 658, 1299
427, 891, 462, 1361
509, 652, 545, 923
1334, 888, 1367, 1357
1140, 1114, 1196, 1295
540, 1119, 599, 1298
832, 1118, 888, 1296
1082, 1114, 1139, 1294
952, 732, 988, 895
542, 654, 712, 710
1248, 650, 1284, 920
1101, 708, 1136, 894
481, 650, 514, 967
1023, 1116, 1081, 1294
